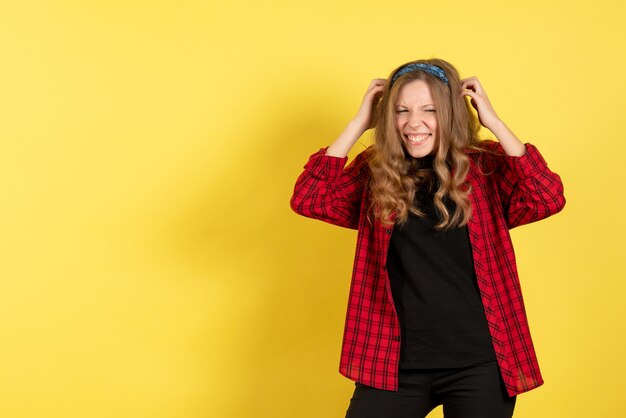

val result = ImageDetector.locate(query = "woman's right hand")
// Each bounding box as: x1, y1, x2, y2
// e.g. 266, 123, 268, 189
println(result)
353, 79, 386, 131
325, 78, 387, 158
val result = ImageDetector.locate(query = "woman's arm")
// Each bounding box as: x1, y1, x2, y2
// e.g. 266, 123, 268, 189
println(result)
460, 76, 526, 157
325, 79, 386, 157
290, 79, 385, 229
461, 76, 565, 227
290, 149, 370, 229
480, 141, 566, 229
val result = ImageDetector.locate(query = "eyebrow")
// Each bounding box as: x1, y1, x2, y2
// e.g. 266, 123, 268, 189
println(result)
395, 103, 435, 108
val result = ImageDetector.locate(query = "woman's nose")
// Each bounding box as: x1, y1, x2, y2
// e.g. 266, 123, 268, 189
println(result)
408, 112, 424, 127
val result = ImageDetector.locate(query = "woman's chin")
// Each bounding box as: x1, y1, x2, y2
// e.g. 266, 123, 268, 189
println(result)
403, 140, 434, 159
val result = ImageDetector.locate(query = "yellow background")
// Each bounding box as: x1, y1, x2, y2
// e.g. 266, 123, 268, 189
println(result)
1, 1, 624, 417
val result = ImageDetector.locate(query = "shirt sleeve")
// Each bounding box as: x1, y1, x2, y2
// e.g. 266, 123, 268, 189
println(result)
290, 147, 370, 230
484, 141, 566, 229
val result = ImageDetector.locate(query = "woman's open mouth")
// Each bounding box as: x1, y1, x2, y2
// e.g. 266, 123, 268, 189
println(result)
406, 133, 431, 145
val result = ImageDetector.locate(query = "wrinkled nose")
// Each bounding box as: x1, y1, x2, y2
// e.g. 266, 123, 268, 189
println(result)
408, 112, 425, 128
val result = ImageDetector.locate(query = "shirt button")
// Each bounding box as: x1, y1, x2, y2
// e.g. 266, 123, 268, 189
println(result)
393, 336, 401, 342
386, 228, 392, 235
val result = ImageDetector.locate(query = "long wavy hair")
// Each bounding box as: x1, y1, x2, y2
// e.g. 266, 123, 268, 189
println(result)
368, 58, 482, 229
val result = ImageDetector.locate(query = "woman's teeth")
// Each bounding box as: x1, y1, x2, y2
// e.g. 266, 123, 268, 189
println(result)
407, 134, 430, 145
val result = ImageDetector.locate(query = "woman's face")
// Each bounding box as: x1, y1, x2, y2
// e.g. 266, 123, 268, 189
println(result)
394, 80, 437, 159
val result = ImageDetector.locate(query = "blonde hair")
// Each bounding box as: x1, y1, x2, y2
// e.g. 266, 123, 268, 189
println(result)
368, 58, 482, 229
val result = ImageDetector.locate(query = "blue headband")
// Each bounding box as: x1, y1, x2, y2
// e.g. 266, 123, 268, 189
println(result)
391, 63, 449, 86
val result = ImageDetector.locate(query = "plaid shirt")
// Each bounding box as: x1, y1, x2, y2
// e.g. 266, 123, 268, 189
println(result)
290, 141, 565, 397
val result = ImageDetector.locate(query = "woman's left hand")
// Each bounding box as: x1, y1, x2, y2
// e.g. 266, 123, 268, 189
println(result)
460, 77, 501, 131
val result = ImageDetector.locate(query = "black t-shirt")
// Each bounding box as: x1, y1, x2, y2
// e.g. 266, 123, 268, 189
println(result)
386, 161, 496, 369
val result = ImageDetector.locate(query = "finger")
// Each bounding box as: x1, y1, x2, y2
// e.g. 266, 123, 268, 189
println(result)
469, 78, 485, 94
460, 76, 478, 87
369, 78, 386, 88
366, 84, 386, 98
460, 89, 478, 99
461, 92, 479, 111
465, 92, 481, 112
460, 80, 478, 94
367, 82, 386, 95
461, 77, 483, 92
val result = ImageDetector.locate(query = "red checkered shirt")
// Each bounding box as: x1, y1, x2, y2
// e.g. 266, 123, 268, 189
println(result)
290, 141, 566, 397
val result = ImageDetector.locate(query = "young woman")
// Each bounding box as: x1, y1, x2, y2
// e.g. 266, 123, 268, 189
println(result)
290, 58, 565, 418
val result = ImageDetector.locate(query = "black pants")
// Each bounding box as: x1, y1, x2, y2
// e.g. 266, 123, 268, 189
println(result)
345, 361, 516, 418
